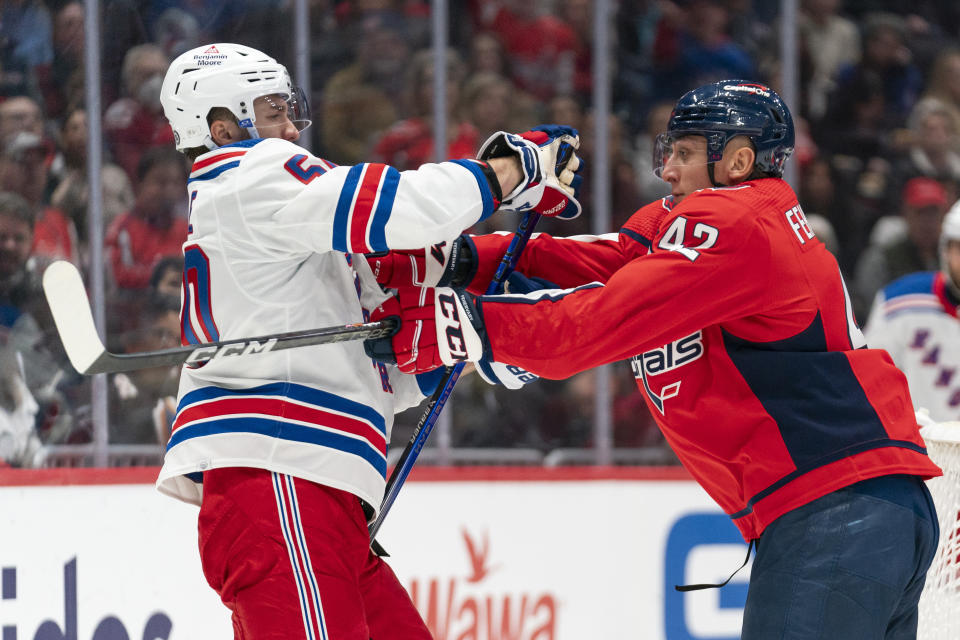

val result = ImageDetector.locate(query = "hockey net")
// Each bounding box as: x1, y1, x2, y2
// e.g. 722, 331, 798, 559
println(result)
918, 420, 960, 639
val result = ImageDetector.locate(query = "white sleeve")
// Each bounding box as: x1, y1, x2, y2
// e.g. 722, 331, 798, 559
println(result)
241, 141, 497, 255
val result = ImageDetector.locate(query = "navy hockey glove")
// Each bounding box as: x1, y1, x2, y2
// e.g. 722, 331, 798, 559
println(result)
478, 125, 583, 219
366, 235, 477, 289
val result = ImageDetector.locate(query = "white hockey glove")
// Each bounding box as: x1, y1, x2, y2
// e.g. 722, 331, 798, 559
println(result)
478, 125, 583, 219
434, 287, 487, 366
476, 359, 538, 389
435, 288, 538, 388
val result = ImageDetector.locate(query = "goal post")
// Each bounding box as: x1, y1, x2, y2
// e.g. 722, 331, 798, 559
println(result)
918, 417, 960, 639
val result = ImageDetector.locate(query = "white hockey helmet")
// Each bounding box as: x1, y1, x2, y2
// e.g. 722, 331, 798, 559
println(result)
940, 198, 960, 294
160, 43, 311, 151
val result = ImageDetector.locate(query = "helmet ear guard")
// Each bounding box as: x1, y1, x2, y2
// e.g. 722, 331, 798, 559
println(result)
655, 80, 794, 180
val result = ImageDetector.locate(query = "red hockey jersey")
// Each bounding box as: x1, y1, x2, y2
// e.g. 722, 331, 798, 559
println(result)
472, 180, 941, 540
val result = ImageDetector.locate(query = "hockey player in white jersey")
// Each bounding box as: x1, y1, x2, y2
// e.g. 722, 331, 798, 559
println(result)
155, 43, 581, 639
866, 198, 960, 422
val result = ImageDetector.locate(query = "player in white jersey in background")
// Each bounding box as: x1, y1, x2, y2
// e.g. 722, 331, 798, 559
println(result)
155, 43, 580, 639
866, 198, 960, 422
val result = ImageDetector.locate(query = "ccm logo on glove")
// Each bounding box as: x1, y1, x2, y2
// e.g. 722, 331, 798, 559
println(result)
437, 292, 467, 360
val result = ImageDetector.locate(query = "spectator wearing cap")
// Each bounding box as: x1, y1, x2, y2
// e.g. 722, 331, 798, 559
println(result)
0, 131, 77, 264
853, 177, 950, 318
0, 96, 56, 177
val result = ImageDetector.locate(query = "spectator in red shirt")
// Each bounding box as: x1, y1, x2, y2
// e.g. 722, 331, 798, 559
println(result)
106, 147, 188, 294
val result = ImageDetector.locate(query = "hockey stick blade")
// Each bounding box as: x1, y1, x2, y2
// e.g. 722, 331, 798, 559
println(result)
42, 261, 398, 375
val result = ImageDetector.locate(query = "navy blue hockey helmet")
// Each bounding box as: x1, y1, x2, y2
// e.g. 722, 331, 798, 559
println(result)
659, 80, 795, 178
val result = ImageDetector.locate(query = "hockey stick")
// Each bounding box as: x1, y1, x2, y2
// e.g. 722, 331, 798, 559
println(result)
42, 260, 398, 375
369, 212, 541, 544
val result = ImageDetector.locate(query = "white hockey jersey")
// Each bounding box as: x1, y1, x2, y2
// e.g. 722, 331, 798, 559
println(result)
864, 270, 960, 422
156, 137, 498, 514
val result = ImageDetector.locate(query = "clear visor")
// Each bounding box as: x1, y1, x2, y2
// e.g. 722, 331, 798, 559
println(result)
652, 133, 713, 178
245, 86, 312, 135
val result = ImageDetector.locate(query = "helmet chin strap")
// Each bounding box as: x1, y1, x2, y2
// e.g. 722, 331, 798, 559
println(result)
706, 162, 727, 188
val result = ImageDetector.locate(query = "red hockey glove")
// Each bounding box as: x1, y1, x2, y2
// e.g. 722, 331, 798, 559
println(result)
478, 124, 583, 219
365, 287, 443, 374
366, 236, 477, 289
365, 287, 488, 374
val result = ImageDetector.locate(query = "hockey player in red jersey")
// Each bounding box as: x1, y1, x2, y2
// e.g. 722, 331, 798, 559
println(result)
156, 43, 581, 639
367, 80, 942, 639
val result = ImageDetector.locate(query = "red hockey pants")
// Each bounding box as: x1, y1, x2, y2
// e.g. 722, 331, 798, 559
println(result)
198, 466, 432, 640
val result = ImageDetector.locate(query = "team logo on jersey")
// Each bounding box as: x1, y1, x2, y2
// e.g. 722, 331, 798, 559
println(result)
631, 331, 704, 413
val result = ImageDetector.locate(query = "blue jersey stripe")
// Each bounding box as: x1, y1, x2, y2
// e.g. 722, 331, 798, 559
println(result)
620, 227, 653, 251
449, 159, 495, 221
167, 416, 387, 476
177, 381, 386, 434
180, 285, 201, 345
332, 164, 364, 252
183, 247, 220, 341
367, 167, 399, 252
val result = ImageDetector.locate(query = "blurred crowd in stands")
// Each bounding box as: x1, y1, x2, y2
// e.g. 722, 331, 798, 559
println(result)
1, 0, 959, 467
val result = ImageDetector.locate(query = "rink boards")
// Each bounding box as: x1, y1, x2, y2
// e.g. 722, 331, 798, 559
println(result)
0, 467, 748, 640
